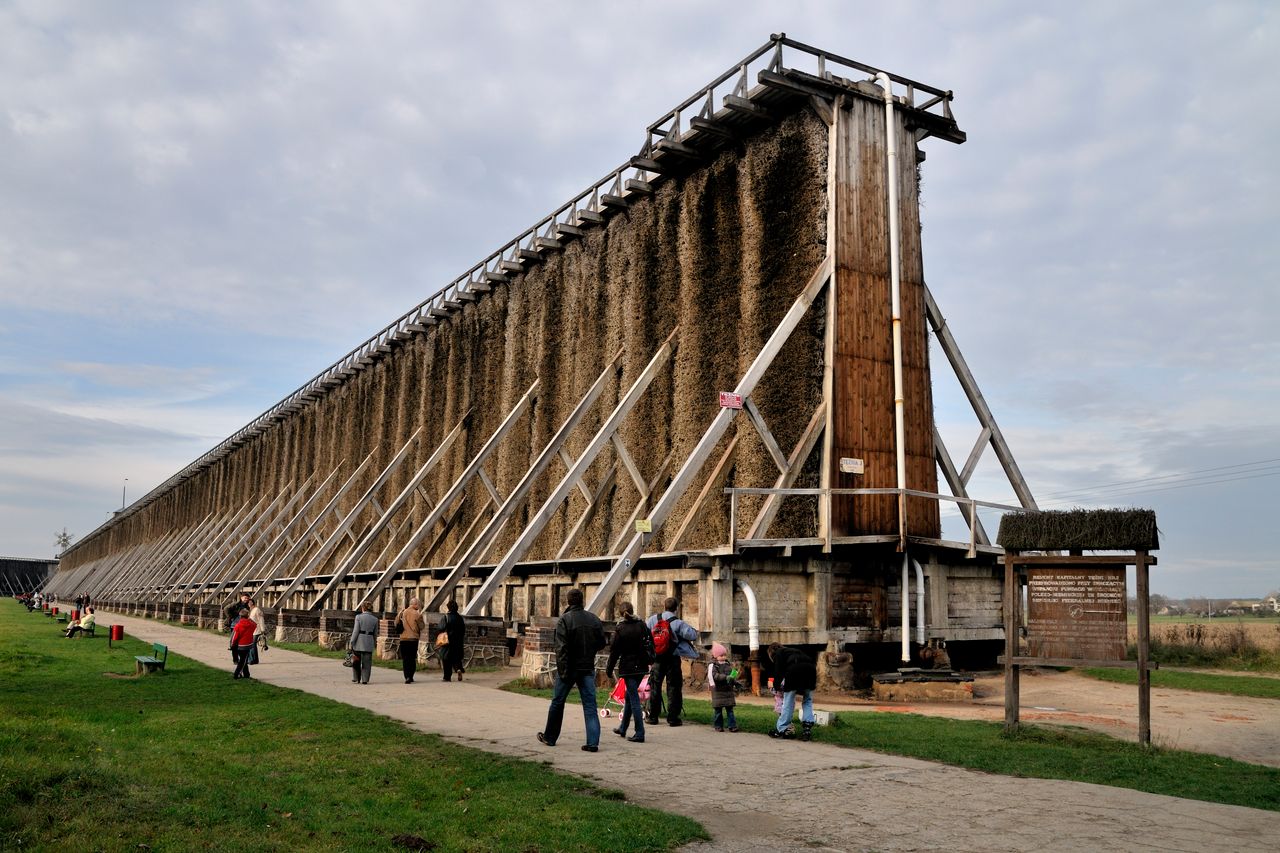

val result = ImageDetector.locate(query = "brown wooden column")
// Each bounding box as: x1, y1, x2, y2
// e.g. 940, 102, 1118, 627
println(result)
827, 95, 939, 538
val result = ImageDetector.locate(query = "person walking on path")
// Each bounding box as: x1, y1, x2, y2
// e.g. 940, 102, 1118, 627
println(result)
707, 642, 739, 732
538, 588, 606, 752
439, 600, 467, 682
349, 602, 379, 685
395, 598, 425, 684
248, 598, 266, 665
645, 596, 699, 726
768, 642, 817, 740
605, 601, 653, 743
229, 608, 257, 679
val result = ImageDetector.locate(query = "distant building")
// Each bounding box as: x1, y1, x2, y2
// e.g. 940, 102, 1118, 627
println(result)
0, 556, 59, 594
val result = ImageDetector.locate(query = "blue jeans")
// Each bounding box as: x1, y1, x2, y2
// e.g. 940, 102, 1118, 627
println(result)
617, 674, 645, 739
543, 672, 600, 747
776, 689, 813, 732
713, 706, 737, 729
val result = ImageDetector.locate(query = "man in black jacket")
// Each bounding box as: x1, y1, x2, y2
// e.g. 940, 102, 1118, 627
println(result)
605, 601, 653, 743
538, 588, 607, 752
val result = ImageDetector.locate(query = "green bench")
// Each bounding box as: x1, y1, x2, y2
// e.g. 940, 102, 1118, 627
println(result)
135, 643, 168, 675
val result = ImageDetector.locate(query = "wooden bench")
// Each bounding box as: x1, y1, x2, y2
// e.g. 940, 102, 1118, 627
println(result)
135, 643, 168, 675
67, 622, 96, 638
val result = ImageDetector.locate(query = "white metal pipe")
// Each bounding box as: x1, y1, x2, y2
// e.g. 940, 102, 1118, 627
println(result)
736, 579, 760, 652
901, 552, 910, 662
875, 72, 908, 547
913, 557, 925, 647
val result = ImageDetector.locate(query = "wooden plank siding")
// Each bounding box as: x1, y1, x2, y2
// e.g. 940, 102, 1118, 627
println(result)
829, 97, 940, 538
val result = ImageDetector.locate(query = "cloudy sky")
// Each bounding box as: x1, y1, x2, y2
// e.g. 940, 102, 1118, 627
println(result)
1, 1, 1276, 598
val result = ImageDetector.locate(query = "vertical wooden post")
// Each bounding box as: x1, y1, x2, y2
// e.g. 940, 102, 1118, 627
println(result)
1003, 552, 1020, 732
1136, 550, 1151, 746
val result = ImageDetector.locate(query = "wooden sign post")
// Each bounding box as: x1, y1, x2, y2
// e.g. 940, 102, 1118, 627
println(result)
1003, 550, 1156, 744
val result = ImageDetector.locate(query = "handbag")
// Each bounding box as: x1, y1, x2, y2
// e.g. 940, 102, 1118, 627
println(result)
342, 649, 355, 667
434, 630, 449, 649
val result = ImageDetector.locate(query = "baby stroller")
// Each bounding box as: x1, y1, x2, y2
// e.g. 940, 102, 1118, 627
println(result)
599, 673, 652, 717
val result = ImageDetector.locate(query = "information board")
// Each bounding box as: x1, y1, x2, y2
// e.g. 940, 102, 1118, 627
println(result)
1025, 567, 1126, 660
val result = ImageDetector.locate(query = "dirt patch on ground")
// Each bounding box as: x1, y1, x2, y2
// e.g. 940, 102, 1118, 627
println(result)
736, 667, 1280, 768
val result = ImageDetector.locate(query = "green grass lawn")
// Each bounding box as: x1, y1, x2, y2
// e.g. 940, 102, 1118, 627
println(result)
502, 680, 1280, 812
1080, 667, 1280, 699
0, 600, 705, 853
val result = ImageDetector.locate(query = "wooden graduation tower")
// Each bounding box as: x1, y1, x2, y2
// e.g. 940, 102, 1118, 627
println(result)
50, 36, 1038, 670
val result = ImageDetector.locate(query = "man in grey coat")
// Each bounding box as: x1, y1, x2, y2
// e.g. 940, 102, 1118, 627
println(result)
349, 602, 380, 685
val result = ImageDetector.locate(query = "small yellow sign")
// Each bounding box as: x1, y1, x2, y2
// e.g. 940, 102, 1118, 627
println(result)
635, 519, 653, 533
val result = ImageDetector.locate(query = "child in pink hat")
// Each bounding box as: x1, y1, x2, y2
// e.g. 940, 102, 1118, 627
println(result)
707, 642, 739, 732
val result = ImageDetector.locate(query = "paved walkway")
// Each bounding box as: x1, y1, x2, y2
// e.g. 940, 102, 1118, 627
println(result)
98, 611, 1273, 852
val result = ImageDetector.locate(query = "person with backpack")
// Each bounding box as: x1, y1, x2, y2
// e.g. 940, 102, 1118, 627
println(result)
645, 596, 699, 726
768, 642, 818, 740
605, 601, 653, 743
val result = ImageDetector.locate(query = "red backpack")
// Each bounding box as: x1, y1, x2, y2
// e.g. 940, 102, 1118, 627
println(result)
651, 617, 675, 656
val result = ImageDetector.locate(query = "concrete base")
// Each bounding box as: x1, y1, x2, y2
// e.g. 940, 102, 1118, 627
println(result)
276, 625, 319, 644
872, 676, 974, 703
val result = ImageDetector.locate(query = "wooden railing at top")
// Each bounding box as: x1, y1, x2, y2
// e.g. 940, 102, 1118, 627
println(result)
70, 35, 959, 554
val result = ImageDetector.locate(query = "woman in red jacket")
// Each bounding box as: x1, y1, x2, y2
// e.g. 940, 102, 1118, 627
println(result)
229, 608, 257, 679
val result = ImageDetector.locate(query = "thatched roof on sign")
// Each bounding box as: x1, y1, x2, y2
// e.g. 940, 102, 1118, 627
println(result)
997, 508, 1159, 552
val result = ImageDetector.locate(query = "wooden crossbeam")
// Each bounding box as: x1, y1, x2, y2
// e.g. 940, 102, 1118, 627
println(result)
555, 464, 618, 560
742, 397, 789, 473
198, 475, 313, 604
427, 352, 623, 612
745, 402, 827, 541
669, 434, 739, 551
352, 379, 542, 612
587, 255, 833, 614
151, 497, 259, 602
271, 432, 421, 608
462, 331, 678, 617
313, 415, 470, 607
934, 425, 990, 547
608, 452, 674, 554
223, 463, 345, 602
925, 285, 1038, 510
960, 425, 992, 487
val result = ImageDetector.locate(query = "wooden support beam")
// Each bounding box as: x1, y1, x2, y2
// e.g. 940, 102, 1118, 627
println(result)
959, 426, 992, 487
926, 285, 1038, 510
742, 397, 789, 473
270, 435, 419, 608
313, 414, 470, 607
608, 452, 673, 554
555, 464, 618, 561
670, 434, 739, 550
355, 379, 542, 612
587, 255, 833, 614
426, 353, 623, 612
933, 426, 990, 548
745, 402, 827, 541
462, 330, 678, 617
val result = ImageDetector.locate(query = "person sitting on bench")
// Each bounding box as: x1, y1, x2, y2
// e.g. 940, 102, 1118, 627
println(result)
64, 607, 96, 638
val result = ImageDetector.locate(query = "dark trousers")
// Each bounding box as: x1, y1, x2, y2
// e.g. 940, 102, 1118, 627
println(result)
713, 706, 738, 729
400, 639, 419, 682
233, 644, 253, 678
351, 651, 372, 683
543, 672, 600, 747
442, 647, 464, 681
648, 656, 683, 722
617, 674, 646, 738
